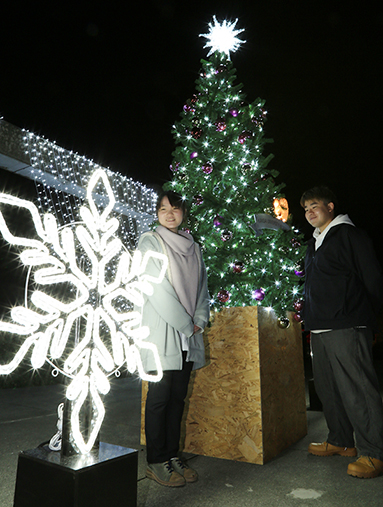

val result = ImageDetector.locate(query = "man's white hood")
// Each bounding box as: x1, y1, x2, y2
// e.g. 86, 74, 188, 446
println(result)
313, 214, 355, 250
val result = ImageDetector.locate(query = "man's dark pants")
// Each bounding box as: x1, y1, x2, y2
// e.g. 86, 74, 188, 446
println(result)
311, 327, 383, 460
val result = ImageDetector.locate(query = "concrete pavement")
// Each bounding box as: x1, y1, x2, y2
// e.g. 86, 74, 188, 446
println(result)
1, 363, 383, 507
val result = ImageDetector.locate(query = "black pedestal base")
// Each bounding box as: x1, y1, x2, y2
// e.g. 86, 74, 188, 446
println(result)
13, 442, 138, 507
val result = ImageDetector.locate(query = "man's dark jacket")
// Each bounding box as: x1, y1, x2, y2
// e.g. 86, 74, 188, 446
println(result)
303, 223, 383, 331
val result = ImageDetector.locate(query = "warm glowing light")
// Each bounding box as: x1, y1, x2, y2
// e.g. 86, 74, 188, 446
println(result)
200, 15, 245, 58
273, 197, 289, 222
0, 169, 167, 454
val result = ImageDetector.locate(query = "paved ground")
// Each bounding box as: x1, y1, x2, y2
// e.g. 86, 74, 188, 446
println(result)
1, 362, 383, 507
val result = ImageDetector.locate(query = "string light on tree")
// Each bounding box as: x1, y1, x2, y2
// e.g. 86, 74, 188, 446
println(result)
166, 16, 306, 318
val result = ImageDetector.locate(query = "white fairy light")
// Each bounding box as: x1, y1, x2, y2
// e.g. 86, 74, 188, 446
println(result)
0, 168, 168, 454
200, 15, 245, 58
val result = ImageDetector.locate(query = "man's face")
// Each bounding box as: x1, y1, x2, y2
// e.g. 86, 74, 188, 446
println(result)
304, 199, 334, 232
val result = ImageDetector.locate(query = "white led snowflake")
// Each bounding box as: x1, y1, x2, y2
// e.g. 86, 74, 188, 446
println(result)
200, 15, 245, 58
0, 169, 167, 454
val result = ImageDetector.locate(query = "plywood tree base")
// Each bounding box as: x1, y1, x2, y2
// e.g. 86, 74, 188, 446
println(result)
141, 306, 307, 465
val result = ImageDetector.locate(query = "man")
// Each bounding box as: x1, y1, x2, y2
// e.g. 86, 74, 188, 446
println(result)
301, 186, 383, 479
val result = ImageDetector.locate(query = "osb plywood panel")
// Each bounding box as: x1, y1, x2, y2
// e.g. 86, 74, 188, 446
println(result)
141, 306, 307, 464
257, 308, 308, 463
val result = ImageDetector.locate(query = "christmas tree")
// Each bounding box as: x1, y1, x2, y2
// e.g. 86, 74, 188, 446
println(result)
165, 17, 305, 322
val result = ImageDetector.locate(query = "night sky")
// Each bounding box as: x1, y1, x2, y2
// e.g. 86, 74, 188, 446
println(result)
1, 0, 383, 253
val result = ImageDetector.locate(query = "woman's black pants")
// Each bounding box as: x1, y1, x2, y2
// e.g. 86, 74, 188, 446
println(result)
145, 352, 193, 464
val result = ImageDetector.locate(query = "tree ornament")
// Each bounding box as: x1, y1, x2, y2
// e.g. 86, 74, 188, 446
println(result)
294, 261, 305, 277
191, 127, 202, 139
183, 103, 194, 113
215, 64, 228, 74
273, 197, 289, 222
238, 130, 252, 144
178, 172, 187, 181
293, 299, 304, 313
221, 229, 233, 241
252, 288, 265, 301
242, 163, 252, 173
293, 313, 303, 323
233, 261, 244, 273
215, 118, 227, 131
190, 151, 198, 160
217, 289, 230, 303
213, 214, 223, 227
229, 108, 239, 117
190, 94, 198, 105
291, 238, 301, 248
277, 317, 290, 329
202, 163, 213, 175
170, 162, 180, 173
194, 195, 204, 206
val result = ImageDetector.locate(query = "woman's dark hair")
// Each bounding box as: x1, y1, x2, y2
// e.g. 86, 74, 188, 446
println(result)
156, 190, 187, 219
300, 186, 339, 210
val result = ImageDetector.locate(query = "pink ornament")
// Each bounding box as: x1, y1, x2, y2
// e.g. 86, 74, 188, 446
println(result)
215, 64, 227, 74
252, 288, 265, 301
170, 162, 180, 172
293, 299, 304, 312
183, 103, 194, 113
238, 130, 253, 144
215, 118, 226, 131
202, 163, 213, 175
190, 151, 198, 160
293, 313, 303, 323
217, 289, 230, 303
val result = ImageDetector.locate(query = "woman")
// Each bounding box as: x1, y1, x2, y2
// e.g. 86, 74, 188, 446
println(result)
138, 190, 210, 487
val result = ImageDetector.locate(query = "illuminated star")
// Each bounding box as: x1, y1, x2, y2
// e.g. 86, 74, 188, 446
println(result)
200, 15, 245, 58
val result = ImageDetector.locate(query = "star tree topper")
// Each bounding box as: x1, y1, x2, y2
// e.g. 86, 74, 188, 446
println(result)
200, 15, 245, 58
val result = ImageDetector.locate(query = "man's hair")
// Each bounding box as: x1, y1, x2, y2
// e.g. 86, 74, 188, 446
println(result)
300, 186, 338, 210
156, 190, 187, 218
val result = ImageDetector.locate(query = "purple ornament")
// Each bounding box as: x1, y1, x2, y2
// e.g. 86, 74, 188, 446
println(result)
194, 195, 204, 205
190, 151, 198, 160
294, 269, 305, 277
213, 215, 223, 227
252, 288, 265, 301
229, 108, 239, 117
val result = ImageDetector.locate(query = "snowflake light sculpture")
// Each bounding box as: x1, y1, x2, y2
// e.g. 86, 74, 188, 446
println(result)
199, 15, 245, 58
0, 169, 167, 454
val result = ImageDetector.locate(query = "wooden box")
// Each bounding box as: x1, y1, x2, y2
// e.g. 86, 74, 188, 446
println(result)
141, 306, 307, 464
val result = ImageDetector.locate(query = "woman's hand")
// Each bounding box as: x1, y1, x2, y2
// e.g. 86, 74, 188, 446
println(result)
193, 325, 201, 334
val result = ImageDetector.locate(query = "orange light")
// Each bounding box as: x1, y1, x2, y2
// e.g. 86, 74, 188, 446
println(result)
273, 197, 289, 222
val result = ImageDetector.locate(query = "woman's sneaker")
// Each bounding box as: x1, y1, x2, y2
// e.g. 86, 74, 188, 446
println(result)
170, 457, 198, 483
146, 461, 186, 487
